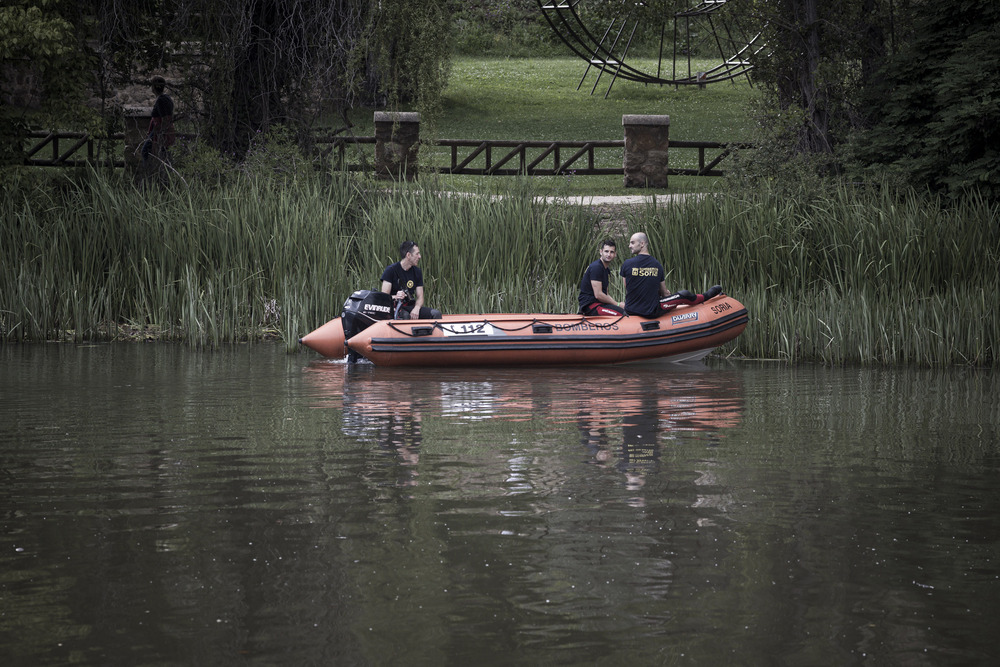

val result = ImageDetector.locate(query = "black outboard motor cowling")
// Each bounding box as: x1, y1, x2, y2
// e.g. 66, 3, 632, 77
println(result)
341, 290, 394, 358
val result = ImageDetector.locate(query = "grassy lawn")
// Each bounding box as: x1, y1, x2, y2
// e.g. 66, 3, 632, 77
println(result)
343, 56, 761, 196
440, 57, 757, 141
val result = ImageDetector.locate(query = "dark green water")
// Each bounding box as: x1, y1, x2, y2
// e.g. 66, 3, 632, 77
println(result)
2, 344, 998, 665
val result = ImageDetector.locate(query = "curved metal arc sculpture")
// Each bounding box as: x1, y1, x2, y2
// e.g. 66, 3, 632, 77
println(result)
536, 0, 764, 96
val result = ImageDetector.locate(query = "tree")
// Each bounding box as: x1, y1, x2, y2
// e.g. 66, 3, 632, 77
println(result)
854, 0, 1000, 199
746, 0, 897, 162
99, 0, 453, 155
740, 0, 999, 200
2, 0, 454, 161
0, 0, 102, 164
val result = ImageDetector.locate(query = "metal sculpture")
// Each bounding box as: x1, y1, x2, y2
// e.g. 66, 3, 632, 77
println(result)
536, 0, 763, 97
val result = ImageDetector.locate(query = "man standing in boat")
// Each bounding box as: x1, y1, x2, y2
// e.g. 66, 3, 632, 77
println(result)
620, 232, 672, 317
380, 240, 442, 320
579, 238, 625, 316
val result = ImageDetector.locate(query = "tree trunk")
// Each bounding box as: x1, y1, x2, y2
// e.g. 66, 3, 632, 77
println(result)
774, 0, 834, 155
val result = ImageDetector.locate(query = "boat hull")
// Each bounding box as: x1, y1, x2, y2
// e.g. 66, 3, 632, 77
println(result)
300, 295, 748, 367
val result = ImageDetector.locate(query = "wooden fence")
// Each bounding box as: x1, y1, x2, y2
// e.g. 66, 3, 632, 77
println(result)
428, 138, 748, 177
24, 130, 125, 168
23, 131, 748, 178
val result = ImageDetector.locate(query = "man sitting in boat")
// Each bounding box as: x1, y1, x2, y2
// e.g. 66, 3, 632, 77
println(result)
620, 232, 674, 318
620, 232, 723, 317
578, 238, 625, 316
380, 240, 442, 320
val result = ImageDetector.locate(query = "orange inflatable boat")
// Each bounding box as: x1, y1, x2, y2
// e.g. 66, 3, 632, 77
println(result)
300, 289, 747, 367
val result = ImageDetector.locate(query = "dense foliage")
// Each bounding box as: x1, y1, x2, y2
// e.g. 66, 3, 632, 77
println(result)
852, 0, 1000, 199
0, 0, 452, 160
0, 1, 102, 163
452, 0, 559, 56
743, 0, 1000, 199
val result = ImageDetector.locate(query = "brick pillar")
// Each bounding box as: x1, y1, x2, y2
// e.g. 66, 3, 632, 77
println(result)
622, 114, 670, 188
374, 111, 420, 180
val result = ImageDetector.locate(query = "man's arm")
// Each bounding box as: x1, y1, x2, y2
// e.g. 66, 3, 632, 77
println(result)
382, 280, 405, 302
591, 280, 621, 307
659, 280, 670, 297
413, 285, 425, 309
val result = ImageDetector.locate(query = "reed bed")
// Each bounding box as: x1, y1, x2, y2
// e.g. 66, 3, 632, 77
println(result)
0, 171, 598, 351
359, 179, 597, 314
1, 171, 997, 365
632, 183, 999, 365
1, 170, 363, 350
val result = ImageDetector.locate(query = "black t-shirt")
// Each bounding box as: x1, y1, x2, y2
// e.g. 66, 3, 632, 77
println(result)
578, 259, 610, 309
149, 94, 175, 147
380, 262, 423, 309
152, 93, 174, 118
620, 254, 665, 317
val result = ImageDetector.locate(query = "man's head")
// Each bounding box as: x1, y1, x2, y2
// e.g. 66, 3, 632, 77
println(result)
599, 238, 617, 266
399, 240, 421, 266
628, 232, 649, 256
151, 76, 166, 94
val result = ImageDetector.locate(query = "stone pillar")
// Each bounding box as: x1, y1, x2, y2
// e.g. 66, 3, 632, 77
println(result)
124, 106, 153, 182
374, 111, 420, 180
622, 114, 670, 188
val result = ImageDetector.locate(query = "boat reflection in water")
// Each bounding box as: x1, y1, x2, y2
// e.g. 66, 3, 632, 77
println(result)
304, 359, 745, 498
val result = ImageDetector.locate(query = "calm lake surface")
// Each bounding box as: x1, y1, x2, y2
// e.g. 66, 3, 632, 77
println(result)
2, 343, 998, 666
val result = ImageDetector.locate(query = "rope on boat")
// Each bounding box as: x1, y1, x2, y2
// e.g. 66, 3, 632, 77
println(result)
486, 315, 628, 333
383, 314, 628, 337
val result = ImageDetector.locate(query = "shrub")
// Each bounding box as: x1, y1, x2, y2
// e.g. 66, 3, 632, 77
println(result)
172, 140, 234, 186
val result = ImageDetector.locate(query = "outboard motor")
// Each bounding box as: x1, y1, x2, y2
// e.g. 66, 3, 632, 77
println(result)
341, 289, 394, 362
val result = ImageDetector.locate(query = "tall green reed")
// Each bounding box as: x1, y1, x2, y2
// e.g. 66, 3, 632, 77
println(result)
647, 182, 999, 295
2, 170, 995, 365
354, 176, 600, 314
626, 181, 998, 365
1, 168, 363, 349
1, 170, 605, 347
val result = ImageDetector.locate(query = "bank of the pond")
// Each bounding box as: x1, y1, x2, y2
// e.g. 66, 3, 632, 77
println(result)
1, 173, 997, 366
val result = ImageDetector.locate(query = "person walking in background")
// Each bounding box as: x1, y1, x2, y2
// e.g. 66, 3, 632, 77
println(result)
578, 238, 625, 316
380, 240, 442, 320
142, 75, 175, 167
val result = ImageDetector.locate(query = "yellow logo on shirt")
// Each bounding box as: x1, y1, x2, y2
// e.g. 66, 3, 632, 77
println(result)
629, 267, 659, 277
406, 280, 414, 289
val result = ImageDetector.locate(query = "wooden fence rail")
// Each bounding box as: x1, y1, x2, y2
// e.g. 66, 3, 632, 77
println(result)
433, 139, 622, 176
24, 130, 124, 168
425, 138, 750, 177
23, 131, 748, 177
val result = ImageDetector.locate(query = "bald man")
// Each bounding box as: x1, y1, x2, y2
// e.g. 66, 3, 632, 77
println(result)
619, 232, 670, 317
